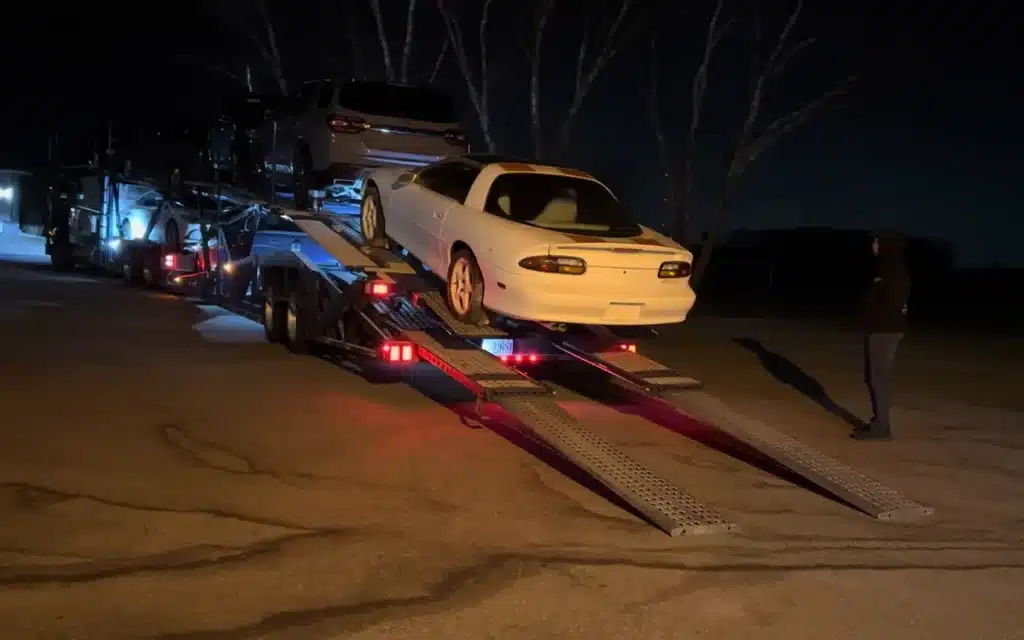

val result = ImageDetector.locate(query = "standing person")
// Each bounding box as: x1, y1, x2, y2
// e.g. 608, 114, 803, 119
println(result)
855, 230, 911, 440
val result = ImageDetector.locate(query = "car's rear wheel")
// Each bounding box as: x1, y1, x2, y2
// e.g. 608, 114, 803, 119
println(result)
446, 248, 488, 325
360, 184, 387, 248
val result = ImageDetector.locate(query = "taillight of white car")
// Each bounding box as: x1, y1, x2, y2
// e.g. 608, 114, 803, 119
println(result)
657, 261, 692, 278
518, 255, 587, 275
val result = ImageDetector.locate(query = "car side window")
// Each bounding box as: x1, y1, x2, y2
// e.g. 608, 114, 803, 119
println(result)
137, 194, 153, 207
417, 164, 480, 204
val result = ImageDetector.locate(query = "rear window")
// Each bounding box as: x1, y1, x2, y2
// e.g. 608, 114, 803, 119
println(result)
335, 82, 458, 123
483, 174, 641, 237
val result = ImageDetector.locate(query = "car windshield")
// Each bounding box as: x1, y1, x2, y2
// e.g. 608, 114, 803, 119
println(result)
483, 173, 641, 237
336, 82, 458, 123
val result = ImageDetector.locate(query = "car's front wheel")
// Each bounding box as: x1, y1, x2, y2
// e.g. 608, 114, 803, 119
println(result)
446, 248, 488, 326
360, 184, 387, 248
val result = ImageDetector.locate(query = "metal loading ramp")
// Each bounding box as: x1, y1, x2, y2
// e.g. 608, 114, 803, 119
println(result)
497, 395, 737, 537
662, 390, 934, 522
400, 330, 736, 537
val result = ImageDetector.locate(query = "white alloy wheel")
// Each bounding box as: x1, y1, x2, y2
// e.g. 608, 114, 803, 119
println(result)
362, 196, 378, 240
448, 256, 474, 316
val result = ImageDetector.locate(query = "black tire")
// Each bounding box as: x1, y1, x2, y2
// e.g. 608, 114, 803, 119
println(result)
165, 218, 180, 252
446, 248, 488, 325
122, 250, 143, 286
360, 183, 387, 248
50, 242, 74, 272
293, 147, 313, 211
262, 286, 288, 343
285, 289, 311, 354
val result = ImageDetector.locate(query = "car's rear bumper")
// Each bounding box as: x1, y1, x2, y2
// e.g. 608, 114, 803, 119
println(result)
486, 268, 696, 326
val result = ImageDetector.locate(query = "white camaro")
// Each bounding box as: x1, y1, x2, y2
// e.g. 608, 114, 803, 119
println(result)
359, 155, 697, 327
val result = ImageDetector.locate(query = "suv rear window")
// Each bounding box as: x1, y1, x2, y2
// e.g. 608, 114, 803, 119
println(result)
335, 82, 458, 123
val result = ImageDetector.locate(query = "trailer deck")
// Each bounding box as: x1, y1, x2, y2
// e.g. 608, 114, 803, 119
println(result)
209, 202, 933, 535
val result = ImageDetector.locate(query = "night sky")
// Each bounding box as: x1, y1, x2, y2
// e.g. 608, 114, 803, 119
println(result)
2, 0, 1019, 265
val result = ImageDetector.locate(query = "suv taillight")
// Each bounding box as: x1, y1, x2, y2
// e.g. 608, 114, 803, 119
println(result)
327, 115, 369, 134
444, 129, 467, 146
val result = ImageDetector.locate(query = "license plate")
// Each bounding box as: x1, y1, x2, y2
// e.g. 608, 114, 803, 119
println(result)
480, 338, 515, 356
605, 304, 642, 321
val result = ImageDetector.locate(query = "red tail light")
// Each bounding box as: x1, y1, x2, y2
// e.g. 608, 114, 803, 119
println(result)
163, 254, 177, 270
616, 343, 637, 353
366, 280, 391, 298
327, 115, 369, 134
444, 129, 467, 147
658, 261, 692, 278
499, 353, 542, 365
380, 341, 417, 363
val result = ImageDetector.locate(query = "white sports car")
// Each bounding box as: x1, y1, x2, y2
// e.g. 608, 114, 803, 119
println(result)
359, 155, 696, 327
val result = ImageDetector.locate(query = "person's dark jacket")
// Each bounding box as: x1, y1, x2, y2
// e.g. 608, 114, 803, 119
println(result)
861, 232, 911, 333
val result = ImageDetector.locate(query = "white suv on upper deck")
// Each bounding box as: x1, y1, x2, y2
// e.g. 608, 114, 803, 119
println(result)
255, 79, 468, 208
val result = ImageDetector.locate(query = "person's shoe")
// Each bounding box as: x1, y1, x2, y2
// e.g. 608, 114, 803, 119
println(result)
851, 422, 891, 440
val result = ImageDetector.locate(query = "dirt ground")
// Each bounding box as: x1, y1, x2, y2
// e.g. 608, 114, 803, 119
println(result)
1, 260, 1022, 639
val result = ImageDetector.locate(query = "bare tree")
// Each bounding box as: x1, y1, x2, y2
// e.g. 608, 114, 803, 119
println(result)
660, 0, 855, 286
210, 0, 288, 94
438, 0, 498, 152
527, 0, 556, 158
648, 0, 730, 243
368, 0, 425, 83
550, 0, 646, 159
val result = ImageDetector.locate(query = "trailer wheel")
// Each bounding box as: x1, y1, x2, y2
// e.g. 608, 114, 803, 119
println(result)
285, 289, 312, 354
122, 251, 143, 286
263, 287, 288, 343
50, 243, 74, 272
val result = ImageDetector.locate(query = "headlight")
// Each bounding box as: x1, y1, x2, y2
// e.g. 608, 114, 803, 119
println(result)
518, 255, 587, 275
658, 261, 692, 278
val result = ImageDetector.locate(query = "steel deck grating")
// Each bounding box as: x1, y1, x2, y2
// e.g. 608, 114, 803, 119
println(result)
417, 291, 507, 338
405, 331, 542, 381
595, 350, 672, 374
665, 391, 934, 521
498, 395, 737, 536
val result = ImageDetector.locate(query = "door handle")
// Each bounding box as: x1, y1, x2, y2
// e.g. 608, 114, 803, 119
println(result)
433, 211, 443, 219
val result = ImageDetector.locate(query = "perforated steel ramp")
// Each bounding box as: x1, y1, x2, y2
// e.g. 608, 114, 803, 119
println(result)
416, 290, 507, 338
498, 395, 736, 536
588, 349, 703, 391
664, 390, 934, 522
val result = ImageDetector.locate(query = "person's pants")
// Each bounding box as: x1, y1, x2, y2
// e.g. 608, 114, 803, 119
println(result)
865, 332, 903, 430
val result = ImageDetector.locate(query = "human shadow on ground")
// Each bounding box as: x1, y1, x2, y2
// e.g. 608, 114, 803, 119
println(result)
734, 337, 865, 429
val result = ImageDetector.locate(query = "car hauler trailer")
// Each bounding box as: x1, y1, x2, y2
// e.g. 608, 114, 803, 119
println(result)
197, 203, 934, 537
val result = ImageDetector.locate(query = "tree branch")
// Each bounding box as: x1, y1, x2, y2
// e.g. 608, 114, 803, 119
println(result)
400, 0, 418, 83
530, 0, 556, 159
428, 35, 449, 83
368, 0, 395, 81
438, 0, 497, 151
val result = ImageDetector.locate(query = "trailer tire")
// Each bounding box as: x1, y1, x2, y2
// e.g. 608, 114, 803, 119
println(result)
50, 243, 74, 272
263, 287, 288, 343
285, 289, 312, 354
122, 251, 143, 286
